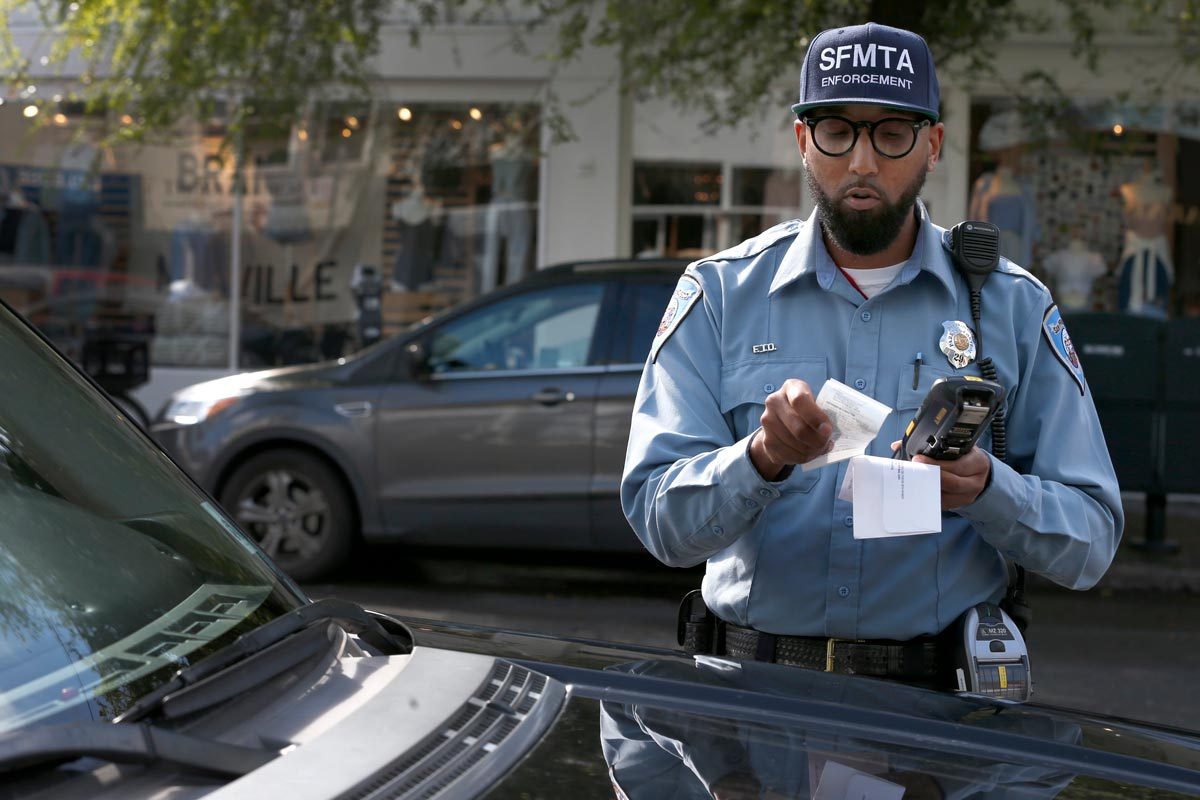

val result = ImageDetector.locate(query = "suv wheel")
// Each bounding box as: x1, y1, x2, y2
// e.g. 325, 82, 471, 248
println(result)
219, 449, 354, 581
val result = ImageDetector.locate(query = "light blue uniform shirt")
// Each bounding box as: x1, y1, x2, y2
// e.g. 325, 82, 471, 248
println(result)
621, 202, 1123, 641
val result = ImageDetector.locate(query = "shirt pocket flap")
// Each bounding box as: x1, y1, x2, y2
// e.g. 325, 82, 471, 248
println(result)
896, 362, 959, 411
720, 358, 828, 413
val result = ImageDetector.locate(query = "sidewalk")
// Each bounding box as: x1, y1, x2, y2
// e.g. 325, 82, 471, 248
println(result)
1037, 493, 1200, 593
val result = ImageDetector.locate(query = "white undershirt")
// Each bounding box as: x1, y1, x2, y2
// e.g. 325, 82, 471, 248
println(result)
841, 262, 906, 298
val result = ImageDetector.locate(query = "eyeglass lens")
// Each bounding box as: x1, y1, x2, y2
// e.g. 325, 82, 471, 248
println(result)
811, 118, 921, 158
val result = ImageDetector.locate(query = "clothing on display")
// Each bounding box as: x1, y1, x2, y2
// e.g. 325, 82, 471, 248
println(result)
1120, 171, 1173, 239
263, 174, 314, 245
55, 204, 116, 269
1117, 232, 1173, 318
391, 187, 442, 290
170, 218, 228, 297
1043, 240, 1106, 310
0, 198, 51, 265
480, 135, 536, 289
968, 167, 1038, 267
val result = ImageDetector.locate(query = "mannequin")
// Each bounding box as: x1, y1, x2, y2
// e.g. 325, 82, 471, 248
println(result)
969, 110, 1039, 267
1043, 237, 1106, 310
391, 177, 441, 291
1116, 166, 1174, 317
480, 113, 537, 290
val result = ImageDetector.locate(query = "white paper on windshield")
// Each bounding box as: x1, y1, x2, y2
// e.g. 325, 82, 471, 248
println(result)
801, 379, 892, 472
839, 456, 941, 539
813, 759, 905, 800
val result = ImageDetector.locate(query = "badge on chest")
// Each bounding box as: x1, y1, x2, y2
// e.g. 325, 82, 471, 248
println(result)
939, 320, 976, 369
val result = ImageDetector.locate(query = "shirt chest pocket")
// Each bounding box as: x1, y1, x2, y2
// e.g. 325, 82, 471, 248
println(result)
720, 358, 826, 494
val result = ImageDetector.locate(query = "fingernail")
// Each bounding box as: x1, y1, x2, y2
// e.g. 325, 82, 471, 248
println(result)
818, 423, 832, 438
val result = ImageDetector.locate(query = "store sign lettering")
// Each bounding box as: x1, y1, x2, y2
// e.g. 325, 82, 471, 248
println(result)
173, 153, 300, 198
176, 153, 227, 195
241, 260, 338, 305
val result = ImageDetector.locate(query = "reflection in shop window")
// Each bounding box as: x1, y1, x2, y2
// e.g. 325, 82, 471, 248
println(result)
0, 98, 542, 390
970, 101, 1200, 319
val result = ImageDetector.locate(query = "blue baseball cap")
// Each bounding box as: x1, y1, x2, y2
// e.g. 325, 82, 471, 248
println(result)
793, 22, 940, 122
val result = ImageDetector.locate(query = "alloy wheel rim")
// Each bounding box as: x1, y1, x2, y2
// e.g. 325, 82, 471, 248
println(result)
233, 468, 331, 562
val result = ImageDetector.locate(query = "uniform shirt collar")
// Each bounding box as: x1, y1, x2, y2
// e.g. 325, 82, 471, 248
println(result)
770, 199, 958, 300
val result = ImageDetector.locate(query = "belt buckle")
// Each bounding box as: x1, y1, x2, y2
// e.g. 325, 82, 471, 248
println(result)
825, 638, 845, 672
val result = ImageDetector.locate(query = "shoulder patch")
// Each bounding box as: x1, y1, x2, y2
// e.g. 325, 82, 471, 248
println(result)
650, 274, 703, 363
1041, 304, 1085, 395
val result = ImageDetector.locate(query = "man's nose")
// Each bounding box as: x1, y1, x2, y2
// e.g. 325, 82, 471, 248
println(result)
847, 131, 879, 176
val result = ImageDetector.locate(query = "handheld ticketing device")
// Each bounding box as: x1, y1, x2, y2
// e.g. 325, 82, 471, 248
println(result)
956, 602, 1032, 702
899, 376, 1005, 461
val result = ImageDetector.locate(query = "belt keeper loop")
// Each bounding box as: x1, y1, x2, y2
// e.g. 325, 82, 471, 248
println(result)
755, 631, 777, 662
826, 638, 835, 672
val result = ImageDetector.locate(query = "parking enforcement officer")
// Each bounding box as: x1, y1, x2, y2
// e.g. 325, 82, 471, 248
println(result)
620, 22, 1122, 686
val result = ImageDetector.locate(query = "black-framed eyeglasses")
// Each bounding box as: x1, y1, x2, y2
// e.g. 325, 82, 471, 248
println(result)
801, 115, 931, 159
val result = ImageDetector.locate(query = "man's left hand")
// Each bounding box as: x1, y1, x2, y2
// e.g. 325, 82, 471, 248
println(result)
891, 442, 992, 509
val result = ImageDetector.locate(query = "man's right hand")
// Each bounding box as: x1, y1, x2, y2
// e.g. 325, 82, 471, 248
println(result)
749, 379, 834, 480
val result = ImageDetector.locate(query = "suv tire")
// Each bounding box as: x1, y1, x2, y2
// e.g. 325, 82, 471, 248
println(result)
219, 448, 355, 581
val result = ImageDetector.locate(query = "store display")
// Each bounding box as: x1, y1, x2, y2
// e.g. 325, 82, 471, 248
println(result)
480, 114, 537, 290
970, 110, 1039, 267
1043, 239, 1107, 310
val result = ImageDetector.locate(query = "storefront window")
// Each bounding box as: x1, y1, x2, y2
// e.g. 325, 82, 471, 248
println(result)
631, 161, 801, 260
0, 98, 541, 388
970, 101, 1200, 318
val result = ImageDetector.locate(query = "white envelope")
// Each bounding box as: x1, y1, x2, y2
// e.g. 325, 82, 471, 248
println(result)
839, 455, 941, 539
813, 759, 906, 800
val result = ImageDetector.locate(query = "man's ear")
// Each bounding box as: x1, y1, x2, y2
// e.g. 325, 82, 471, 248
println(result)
795, 118, 808, 164
926, 121, 945, 172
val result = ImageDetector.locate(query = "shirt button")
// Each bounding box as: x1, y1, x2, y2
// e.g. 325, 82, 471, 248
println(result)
758, 488, 774, 498
844, 516, 853, 527
853, 378, 866, 390
764, 383, 774, 393
838, 586, 851, 598
712, 525, 724, 535
860, 311, 871, 322
744, 498, 758, 509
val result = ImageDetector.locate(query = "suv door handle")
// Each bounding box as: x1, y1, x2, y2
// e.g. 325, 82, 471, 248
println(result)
334, 401, 374, 418
531, 389, 576, 406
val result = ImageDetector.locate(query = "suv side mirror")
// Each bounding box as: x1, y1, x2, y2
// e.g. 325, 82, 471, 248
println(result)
404, 340, 431, 380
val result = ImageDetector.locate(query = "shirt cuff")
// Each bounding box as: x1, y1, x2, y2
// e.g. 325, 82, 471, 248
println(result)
716, 429, 786, 517
955, 452, 1031, 538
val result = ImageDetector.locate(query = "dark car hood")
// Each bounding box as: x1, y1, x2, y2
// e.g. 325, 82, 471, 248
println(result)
408, 618, 1200, 798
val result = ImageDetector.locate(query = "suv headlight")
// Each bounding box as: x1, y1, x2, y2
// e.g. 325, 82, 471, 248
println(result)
162, 392, 244, 425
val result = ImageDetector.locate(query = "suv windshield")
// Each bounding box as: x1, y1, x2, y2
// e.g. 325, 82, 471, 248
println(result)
0, 306, 303, 733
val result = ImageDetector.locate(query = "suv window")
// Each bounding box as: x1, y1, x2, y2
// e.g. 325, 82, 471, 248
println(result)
619, 279, 677, 365
428, 282, 606, 374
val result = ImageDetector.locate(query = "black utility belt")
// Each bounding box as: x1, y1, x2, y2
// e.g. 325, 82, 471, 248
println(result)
677, 590, 948, 680
720, 623, 947, 680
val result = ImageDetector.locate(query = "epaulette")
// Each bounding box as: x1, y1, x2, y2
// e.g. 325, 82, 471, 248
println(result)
995, 257, 1050, 293
689, 218, 802, 268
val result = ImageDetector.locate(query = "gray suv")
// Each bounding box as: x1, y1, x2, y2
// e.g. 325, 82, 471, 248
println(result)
152, 260, 685, 580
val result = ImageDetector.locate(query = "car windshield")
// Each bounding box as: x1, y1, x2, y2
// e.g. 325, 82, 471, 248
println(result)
0, 306, 303, 734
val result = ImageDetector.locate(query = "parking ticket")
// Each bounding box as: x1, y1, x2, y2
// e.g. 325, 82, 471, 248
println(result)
801, 379, 892, 472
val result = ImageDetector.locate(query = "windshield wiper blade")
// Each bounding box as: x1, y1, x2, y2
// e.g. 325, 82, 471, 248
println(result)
116, 598, 412, 724
0, 721, 274, 778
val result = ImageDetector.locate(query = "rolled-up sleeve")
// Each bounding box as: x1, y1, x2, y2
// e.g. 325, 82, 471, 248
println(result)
620, 273, 784, 568
956, 296, 1123, 589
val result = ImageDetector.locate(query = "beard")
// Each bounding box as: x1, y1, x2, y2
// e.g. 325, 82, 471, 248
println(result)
806, 167, 927, 256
